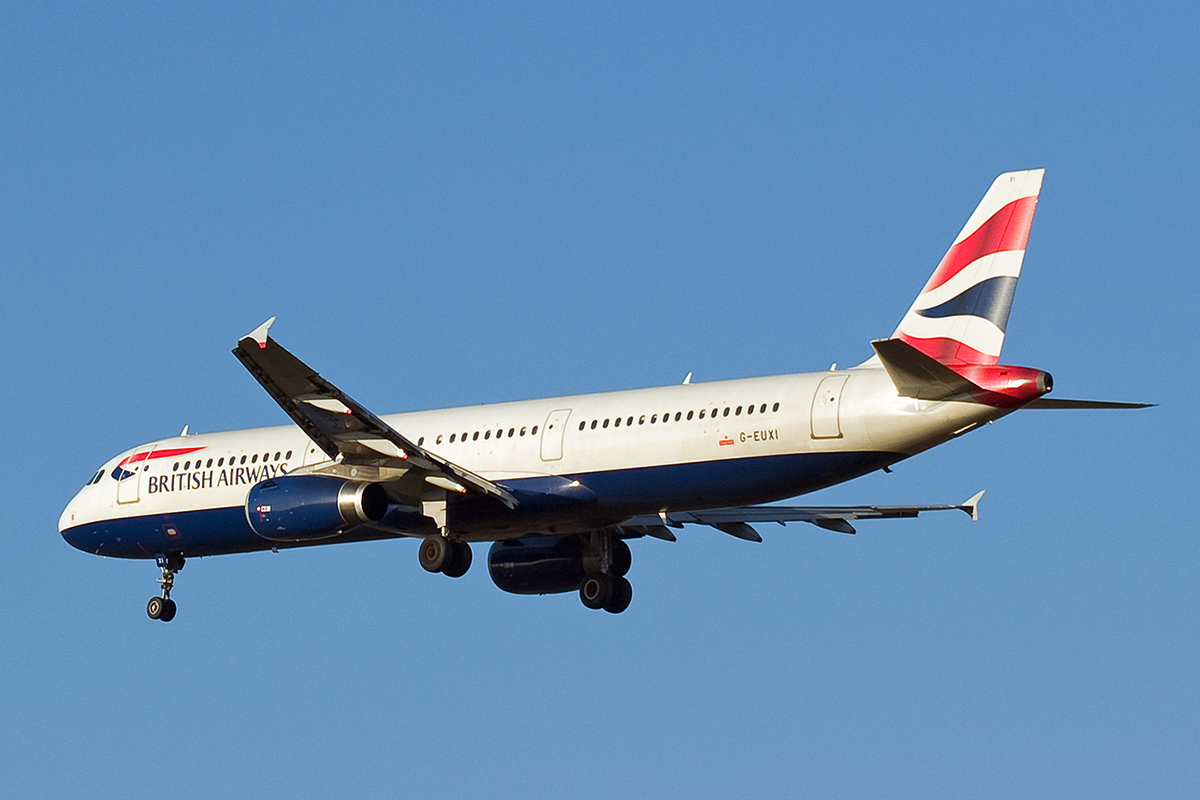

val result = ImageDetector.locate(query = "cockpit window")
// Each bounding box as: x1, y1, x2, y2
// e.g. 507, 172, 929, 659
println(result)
85, 469, 104, 487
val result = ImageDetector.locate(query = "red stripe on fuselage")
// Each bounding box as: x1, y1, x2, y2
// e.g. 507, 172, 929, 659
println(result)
923, 196, 1037, 292
118, 446, 205, 468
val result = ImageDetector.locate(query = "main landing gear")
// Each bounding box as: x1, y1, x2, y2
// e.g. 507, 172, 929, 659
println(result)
419, 534, 473, 578
147, 554, 183, 622
580, 535, 633, 614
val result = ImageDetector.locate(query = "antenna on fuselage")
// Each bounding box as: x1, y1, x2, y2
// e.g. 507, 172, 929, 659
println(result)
682, 372, 692, 385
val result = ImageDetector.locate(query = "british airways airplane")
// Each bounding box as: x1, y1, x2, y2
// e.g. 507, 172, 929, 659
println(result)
59, 170, 1147, 621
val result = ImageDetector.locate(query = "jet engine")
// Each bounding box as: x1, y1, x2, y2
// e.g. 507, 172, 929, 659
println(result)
488, 534, 630, 595
246, 475, 388, 542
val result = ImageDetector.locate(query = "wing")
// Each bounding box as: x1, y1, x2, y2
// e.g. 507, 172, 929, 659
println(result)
618, 491, 984, 541
232, 318, 517, 508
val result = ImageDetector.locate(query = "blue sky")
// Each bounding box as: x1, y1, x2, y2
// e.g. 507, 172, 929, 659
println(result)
2, 3, 1197, 797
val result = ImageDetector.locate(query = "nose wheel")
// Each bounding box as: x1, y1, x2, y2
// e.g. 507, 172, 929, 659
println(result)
147, 554, 184, 622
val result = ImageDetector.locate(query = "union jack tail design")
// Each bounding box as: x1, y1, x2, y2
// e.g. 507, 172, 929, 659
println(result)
892, 169, 1044, 365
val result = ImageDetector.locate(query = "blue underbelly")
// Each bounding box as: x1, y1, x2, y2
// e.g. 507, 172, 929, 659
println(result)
61, 450, 902, 559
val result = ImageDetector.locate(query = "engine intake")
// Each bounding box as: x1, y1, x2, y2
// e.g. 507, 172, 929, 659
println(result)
247, 475, 388, 542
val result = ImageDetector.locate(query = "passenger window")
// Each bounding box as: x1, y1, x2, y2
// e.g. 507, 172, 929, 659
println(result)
173, 462, 179, 472
735, 406, 742, 416
240, 456, 247, 465
418, 437, 425, 446
639, 415, 645, 425
218, 458, 225, 467
436, 435, 443, 445
675, 412, 682, 421
723, 407, 730, 417
651, 414, 657, 424
207, 459, 213, 468
603, 419, 609, 428
251, 454, 258, 464
450, 434, 457, 443
473, 432, 480, 441
274, 452, 280, 461
520, 427, 527, 436
773, 402, 780, 412
760, 404, 767, 413
590, 420, 597, 429
747, 404, 755, 415
687, 410, 694, 420
531, 426, 538, 435
698, 409, 705, 419
508, 428, 515, 437
184, 461, 191, 470
627, 416, 633, 426
286, 451, 293, 459
484, 430, 491, 440
615, 417, 622, 427
579, 421, 586, 431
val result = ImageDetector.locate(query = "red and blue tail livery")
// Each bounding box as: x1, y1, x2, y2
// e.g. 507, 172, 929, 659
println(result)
59, 169, 1148, 621
892, 169, 1043, 366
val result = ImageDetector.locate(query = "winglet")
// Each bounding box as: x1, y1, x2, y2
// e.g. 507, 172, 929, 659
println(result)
962, 490, 984, 521
244, 317, 277, 350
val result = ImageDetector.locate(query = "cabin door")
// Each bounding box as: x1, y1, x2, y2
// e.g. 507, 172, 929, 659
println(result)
811, 375, 850, 439
116, 444, 157, 504
540, 409, 572, 461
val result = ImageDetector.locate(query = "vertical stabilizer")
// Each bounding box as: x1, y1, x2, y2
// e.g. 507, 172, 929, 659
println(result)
891, 169, 1044, 365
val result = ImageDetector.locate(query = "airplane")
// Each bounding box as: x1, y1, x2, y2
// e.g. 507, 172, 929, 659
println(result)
59, 169, 1149, 621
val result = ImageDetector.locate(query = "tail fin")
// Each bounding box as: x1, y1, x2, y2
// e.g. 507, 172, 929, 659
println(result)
891, 169, 1044, 365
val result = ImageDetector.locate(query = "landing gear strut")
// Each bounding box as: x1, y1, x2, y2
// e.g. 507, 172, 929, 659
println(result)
579, 534, 633, 614
147, 554, 183, 622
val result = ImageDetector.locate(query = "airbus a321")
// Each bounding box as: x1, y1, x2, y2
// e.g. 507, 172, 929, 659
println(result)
59, 169, 1147, 621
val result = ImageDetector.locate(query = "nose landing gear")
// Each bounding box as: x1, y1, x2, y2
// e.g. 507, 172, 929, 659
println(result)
147, 554, 184, 622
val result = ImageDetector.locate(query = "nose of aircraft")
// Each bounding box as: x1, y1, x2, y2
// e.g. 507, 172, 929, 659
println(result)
59, 492, 79, 534
58, 488, 91, 552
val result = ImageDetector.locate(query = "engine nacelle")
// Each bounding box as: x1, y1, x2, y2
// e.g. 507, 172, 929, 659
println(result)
246, 475, 388, 542
488, 534, 630, 595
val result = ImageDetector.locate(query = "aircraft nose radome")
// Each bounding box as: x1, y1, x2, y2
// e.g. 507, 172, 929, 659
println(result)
58, 493, 81, 535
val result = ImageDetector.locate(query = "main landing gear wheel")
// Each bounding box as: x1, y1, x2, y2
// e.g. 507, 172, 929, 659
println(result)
604, 576, 632, 614
419, 535, 472, 577
147, 554, 184, 623
442, 541, 472, 578
419, 535, 450, 573
579, 573, 614, 610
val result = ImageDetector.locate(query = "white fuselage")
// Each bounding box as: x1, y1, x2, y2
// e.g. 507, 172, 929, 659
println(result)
59, 365, 1006, 560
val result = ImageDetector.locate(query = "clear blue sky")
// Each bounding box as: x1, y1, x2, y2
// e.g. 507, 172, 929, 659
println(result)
3, 3, 1196, 797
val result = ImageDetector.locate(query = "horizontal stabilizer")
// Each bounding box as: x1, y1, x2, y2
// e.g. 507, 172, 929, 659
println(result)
1024, 398, 1154, 409
871, 338, 981, 401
